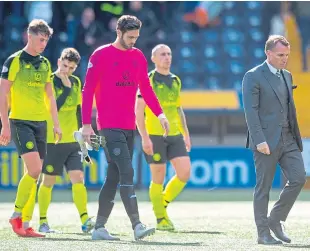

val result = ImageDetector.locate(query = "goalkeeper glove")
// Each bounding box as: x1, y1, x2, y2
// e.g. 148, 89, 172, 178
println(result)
89, 134, 106, 151
73, 130, 92, 163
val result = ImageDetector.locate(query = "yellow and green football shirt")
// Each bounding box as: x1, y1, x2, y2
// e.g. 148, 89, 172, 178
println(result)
0, 50, 52, 121
141, 70, 183, 136
46, 74, 82, 144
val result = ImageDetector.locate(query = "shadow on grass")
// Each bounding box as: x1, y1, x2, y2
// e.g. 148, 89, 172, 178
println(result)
60, 232, 128, 237
36, 237, 203, 246
59, 232, 90, 236
283, 244, 310, 249
174, 230, 223, 235
37, 237, 93, 242
127, 240, 203, 246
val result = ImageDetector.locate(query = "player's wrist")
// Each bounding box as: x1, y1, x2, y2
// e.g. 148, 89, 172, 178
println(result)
141, 134, 150, 141
158, 113, 166, 120
53, 120, 60, 128
184, 132, 190, 138
1, 120, 10, 129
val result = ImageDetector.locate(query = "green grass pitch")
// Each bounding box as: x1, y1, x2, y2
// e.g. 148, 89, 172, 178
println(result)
0, 189, 309, 251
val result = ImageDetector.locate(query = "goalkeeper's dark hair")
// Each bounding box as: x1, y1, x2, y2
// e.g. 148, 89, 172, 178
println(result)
60, 48, 81, 65
116, 15, 142, 33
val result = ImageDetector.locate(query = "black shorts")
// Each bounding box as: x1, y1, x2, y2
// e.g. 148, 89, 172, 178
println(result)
10, 119, 47, 159
145, 134, 189, 164
42, 142, 83, 176
98, 129, 135, 163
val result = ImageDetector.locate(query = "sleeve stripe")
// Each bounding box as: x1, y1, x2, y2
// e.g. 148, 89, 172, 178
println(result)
7, 56, 20, 82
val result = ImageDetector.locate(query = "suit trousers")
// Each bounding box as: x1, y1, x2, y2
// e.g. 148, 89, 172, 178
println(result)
253, 127, 306, 236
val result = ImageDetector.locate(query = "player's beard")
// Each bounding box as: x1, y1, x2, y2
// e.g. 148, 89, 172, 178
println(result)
120, 35, 133, 50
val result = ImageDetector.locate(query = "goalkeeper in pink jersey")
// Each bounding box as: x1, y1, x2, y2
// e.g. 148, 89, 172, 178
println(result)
81, 15, 169, 241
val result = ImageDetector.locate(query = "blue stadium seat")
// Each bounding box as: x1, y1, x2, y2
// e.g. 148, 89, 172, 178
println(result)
228, 75, 243, 91
175, 45, 198, 60
203, 60, 223, 75
248, 28, 264, 42
204, 75, 222, 90
223, 1, 236, 11
246, 1, 263, 11
224, 44, 245, 59
248, 45, 265, 60
222, 28, 245, 43
180, 74, 201, 89
180, 30, 195, 44
203, 45, 221, 59
201, 30, 220, 43
247, 14, 262, 27
223, 15, 240, 27
227, 60, 246, 75
178, 60, 196, 74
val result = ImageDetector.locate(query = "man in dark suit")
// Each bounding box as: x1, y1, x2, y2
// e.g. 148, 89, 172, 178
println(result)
242, 35, 306, 245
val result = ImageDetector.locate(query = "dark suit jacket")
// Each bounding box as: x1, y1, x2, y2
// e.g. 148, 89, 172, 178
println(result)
242, 62, 303, 152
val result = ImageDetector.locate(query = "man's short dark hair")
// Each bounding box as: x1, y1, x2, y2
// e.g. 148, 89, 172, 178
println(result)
27, 19, 53, 37
265, 35, 290, 52
60, 48, 81, 65
116, 15, 142, 33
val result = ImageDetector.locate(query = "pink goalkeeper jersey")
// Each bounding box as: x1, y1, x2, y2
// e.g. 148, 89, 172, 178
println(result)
82, 44, 163, 130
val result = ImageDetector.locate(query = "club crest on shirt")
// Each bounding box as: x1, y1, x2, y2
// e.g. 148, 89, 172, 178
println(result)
35, 73, 41, 82
122, 71, 130, 80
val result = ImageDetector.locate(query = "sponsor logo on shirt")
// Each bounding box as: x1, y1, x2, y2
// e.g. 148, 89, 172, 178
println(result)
116, 81, 135, 87
27, 82, 45, 87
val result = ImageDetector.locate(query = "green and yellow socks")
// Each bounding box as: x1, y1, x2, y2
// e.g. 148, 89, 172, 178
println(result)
72, 183, 89, 224
38, 184, 53, 225
163, 176, 187, 208
149, 176, 187, 221
12, 173, 36, 218
149, 182, 165, 220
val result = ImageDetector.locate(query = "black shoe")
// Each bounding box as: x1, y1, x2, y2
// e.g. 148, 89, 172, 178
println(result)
257, 234, 282, 245
268, 219, 291, 243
